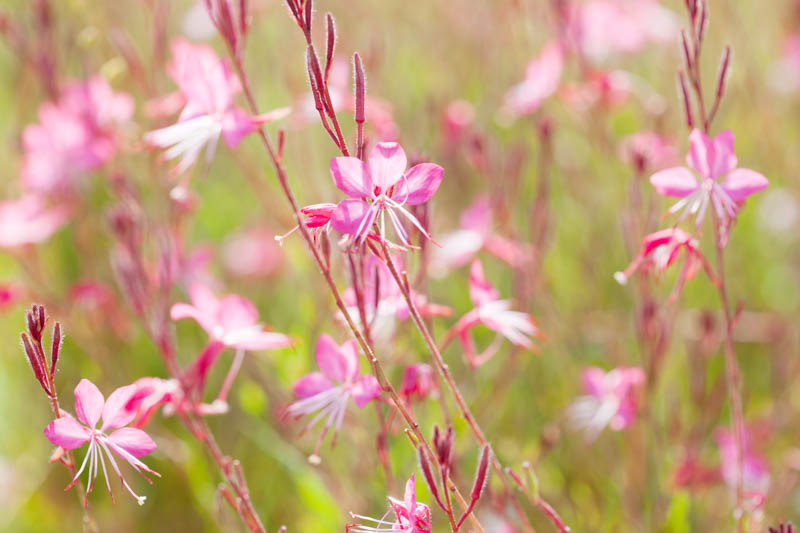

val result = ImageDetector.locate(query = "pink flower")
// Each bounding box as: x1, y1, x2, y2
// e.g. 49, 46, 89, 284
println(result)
329, 142, 444, 247
0, 195, 70, 248
649, 129, 769, 227
349, 475, 432, 533
440, 99, 475, 151
568, 366, 645, 440
401, 363, 437, 402
43, 379, 159, 505
716, 427, 770, 495
22, 77, 132, 193
452, 260, 540, 367
287, 334, 381, 458
145, 39, 289, 173
223, 226, 284, 278
274, 203, 337, 245
502, 41, 563, 119
619, 131, 677, 173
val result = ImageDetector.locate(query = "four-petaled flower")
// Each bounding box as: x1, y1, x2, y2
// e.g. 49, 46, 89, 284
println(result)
650, 129, 768, 228
348, 475, 432, 533
330, 142, 443, 248
44, 379, 159, 506
568, 366, 645, 441
287, 334, 381, 460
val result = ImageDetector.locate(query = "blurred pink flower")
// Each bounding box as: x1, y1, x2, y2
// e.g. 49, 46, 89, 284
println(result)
502, 41, 563, 119
145, 39, 289, 173
452, 260, 540, 367
568, 366, 645, 440
619, 131, 677, 173
0, 195, 70, 247
223, 226, 284, 278
43, 379, 159, 505
22, 76, 132, 193
0, 282, 22, 311
330, 142, 444, 247
716, 427, 770, 496
349, 475, 432, 533
440, 99, 475, 151
130, 377, 228, 427
401, 363, 437, 402
287, 334, 381, 457
561, 69, 631, 113
650, 129, 769, 227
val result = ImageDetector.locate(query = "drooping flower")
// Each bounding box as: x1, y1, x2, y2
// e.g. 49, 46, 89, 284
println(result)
649, 129, 769, 228
144, 39, 289, 173
274, 202, 337, 245
43, 379, 159, 505
0, 195, 70, 248
401, 363, 437, 403
502, 41, 563, 119
348, 475, 432, 533
286, 334, 381, 459
22, 77, 133, 194
450, 260, 540, 367
329, 142, 444, 247
568, 366, 645, 440
170, 284, 291, 388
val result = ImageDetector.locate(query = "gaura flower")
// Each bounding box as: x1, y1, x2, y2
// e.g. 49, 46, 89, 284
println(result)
716, 427, 770, 496
450, 260, 540, 367
650, 129, 769, 228
348, 475, 432, 533
401, 363, 437, 403
329, 142, 444, 248
287, 334, 381, 459
43, 379, 159, 505
274, 202, 337, 245
502, 41, 563, 119
223, 226, 284, 278
619, 131, 677, 173
0, 195, 70, 248
145, 39, 289, 173
568, 366, 645, 440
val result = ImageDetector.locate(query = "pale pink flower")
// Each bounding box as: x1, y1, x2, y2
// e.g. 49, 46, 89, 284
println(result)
329, 142, 444, 247
22, 77, 132, 193
287, 334, 381, 458
43, 379, 159, 505
145, 39, 289, 173
619, 131, 677, 173
452, 260, 540, 367
0, 195, 70, 248
568, 366, 645, 440
349, 475, 432, 533
649, 129, 769, 228
502, 41, 563, 119
716, 427, 771, 496
130, 377, 228, 427
440, 99, 475, 150
223, 226, 284, 278
560, 69, 632, 112
401, 363, 437, 402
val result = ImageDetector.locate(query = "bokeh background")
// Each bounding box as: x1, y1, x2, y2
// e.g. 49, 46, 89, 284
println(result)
1, 0, 799, 531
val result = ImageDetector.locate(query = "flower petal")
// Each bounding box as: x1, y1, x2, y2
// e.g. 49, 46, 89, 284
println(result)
44, 416, 91, 450
218, 294, 259, 332
107, 427, 157, 458
330, 198, 371, 235
314, 334, 348, 382
101, 384, 139, 432
721, 168, 769, 202
293, 371, 334, 399
330, 157, 371, 197
368, 142, 407, 191
74, 378, 104, 428
468, 260, 499, 307
225, 329, 291, 351
649, 166, 698, 198
393, 163, 444, 205
710, 130, 738, 178
351, 375, 381, 407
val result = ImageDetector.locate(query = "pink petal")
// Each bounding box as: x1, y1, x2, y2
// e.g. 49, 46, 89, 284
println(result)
108, 427, 157, 458
221, 108, 257, 148
293, 371, 334, 399
74, 378, 104, 428
219, 294, 259, 332
581, 367, 609, 396
393, 163, 444, 205
44, 416, 91, 450
226, 330, 291, 351
686, 129, 713, 178
721, 168, 769, 202
314, 334, 348, 383
351, 375, 381, 407
710, 130, 738, 179
368, 142, 407, 191
330, 157, 371, 197
330, 198, 371, 235
190, 284, 221, 315
649, 166, 698, 198
468, 260, 499, 307
101, 384, 139, 432
339, 340, 360, 382
404, 474, 417, 511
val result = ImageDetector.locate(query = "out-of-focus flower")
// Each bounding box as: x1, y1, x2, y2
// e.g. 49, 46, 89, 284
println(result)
502, 41, 563, 119
451, 260, 540, 367
561, 69, 631, 113
440, 99, 475, 151
0, 283, 22, 311
0, 195, 70, 248
619, 131, 677, 173
130, 377, 228, 427
349, 475, 432, 533
330, 142, 444, 247
43, 379, 159, 505
649, 129, 769, 228
223, 226, 284, 278
715, 427, 771, 496
401, 363, 437, 402
568, 366, 645, 440
287, 334, 381, 458
145, 39, 289, 173
22, 76, 133, 193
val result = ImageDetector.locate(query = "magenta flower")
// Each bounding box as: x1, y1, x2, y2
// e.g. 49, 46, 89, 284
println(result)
451, 260, 540, 367
568, 366, 645, 440
716, 427, 771, 496
650, 129, 769, 227
329, 142, 444, 247
287, 334, 381, 458
274, 202, 338, 245
502, 41, 563, 119
0, 195, 70, 248
348, 475, 432, 533
401, 363, 437, 403
43, 379, 159, 505
145, 39, 289, 173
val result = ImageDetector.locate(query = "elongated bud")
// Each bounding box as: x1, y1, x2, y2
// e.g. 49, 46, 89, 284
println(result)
304, 0, 313, 31
685, 0, 696, 19
697, 0, 708, 44
324, 13, 336, 81
277, 129, 286, 160
306, 47, 325, 112
353, 53, 366, 124
456, 444, 491, 529
22, 332, 51, 397
284, 0, 300, 21
238, 0, 248, 36
680, 30, 693, 71
418, 446, 445, 511
715, 45, 732, 101
50, 321, 62, 378
677, 71, 694, 129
